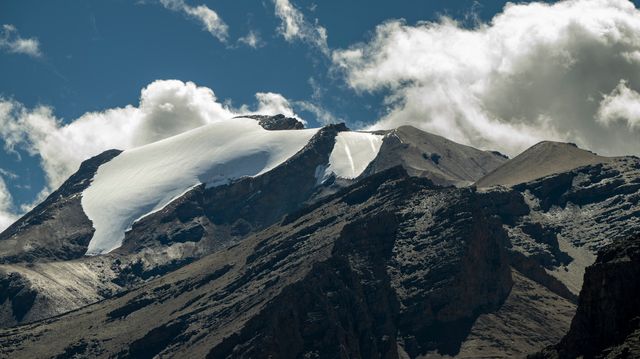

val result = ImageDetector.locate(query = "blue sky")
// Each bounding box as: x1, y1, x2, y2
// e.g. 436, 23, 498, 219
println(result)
1, 0, 640, 224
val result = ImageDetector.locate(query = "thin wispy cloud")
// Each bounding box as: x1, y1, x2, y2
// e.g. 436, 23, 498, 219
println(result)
295, 101, 339, 125
0, 168, 18, 181
160, 0, 229, 42
238, 30, 265, 49
273, 0, 328, 55
0, 24, 42, 57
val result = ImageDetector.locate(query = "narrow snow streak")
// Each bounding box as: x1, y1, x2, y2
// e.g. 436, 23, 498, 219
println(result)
344, 143, 355, 174
325, 132, 383, 179
82, 118, 318, 255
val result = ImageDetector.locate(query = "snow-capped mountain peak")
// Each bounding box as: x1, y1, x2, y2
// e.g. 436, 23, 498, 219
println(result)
82, 117, 319, 255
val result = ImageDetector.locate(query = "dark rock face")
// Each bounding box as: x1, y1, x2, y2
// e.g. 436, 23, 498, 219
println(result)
0, 149, 122, 264
0, 169, 514, 359
532, 234, 640, 359
0, 272, 36, 323
237, 114, 305, 130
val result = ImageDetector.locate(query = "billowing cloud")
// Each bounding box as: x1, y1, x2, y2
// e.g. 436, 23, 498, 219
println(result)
0, 80, 300, 193
332, 0, 640, 156
0, 24, 42, 57
273, 0, 328, 55
253, 92, 298, 119
597, 79, 640, 130
160, 0, 228, 42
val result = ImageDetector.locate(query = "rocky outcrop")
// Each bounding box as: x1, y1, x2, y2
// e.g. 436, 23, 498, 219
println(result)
531, 234, 640, 359
0, 258, 120, 327
0, 271, 36, 326
237, 114, 305, 130
456, 270, 576, 358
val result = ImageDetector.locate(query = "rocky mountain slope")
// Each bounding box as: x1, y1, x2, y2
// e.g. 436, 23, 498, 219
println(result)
476, 141, 611, 188
366, 126, 508, 187
0, 168, 515, 358
0, 115, 638, 358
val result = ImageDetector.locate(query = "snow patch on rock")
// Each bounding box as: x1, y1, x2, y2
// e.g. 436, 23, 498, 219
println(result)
324, 132, 383, 180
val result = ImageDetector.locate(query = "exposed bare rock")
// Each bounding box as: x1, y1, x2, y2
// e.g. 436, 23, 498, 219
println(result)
0, 124, 349, 328
454, 270, 575, 358
0, 125, 638, 358
236, 114, 305, 130
476, 141, 611, 188
0, 258, 119, 327
365, 126, 507, 187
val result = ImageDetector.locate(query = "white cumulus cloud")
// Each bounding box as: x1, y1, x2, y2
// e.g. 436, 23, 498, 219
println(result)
273, 0, 328, 55
160, 0, 228, 42
597, 79, 640, 130
332, 0, 640, 156
0, 24, 42, 57
253, 92, 298, 119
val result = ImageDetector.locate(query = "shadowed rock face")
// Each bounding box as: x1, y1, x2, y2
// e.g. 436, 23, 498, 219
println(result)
0, 169, 514, 359
531, 234, 640, 359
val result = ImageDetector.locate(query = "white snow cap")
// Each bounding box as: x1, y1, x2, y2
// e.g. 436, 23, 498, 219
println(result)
324, 132, 383, 179
82, 117, 318, 255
